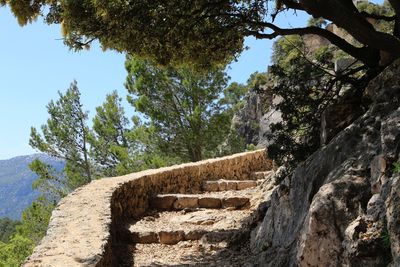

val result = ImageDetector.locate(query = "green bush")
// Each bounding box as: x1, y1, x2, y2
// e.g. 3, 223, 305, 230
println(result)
394, 162, 400, 174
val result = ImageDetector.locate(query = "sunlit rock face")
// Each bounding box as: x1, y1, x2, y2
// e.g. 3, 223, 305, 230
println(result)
251, 60, 400, 266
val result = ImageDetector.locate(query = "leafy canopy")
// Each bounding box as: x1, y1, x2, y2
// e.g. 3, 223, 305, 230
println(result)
3, 0, 400, 69
0, 218, 20, 243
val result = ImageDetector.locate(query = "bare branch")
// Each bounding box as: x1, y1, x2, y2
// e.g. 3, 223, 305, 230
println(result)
245, 25, 378, 66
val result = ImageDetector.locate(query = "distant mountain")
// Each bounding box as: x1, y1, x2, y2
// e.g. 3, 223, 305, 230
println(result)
0, 154, 64, 220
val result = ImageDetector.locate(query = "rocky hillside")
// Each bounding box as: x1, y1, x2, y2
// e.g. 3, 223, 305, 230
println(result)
246, 59, 400, 265
0, 154, 64, 220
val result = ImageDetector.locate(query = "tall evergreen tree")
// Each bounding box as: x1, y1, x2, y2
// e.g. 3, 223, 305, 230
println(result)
89, 91, 135, 177
0, 82, 96, 267
125, 56, 234, 162
29, 81, 92, 188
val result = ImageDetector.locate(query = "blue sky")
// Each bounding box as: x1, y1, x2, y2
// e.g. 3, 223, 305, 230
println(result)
0, 6, 309, 160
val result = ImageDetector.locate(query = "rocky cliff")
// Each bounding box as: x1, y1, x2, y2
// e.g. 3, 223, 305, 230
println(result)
250, 59, 400, 266
230, 79, 282, 149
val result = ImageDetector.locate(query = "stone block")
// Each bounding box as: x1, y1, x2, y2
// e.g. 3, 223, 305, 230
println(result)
237, 180, 257, 190
150, 195, 177, 210
202, 231, 232, 243
198, 197, 222, 209
202, 181, 219, 192
222, 197, 250, 209
225, 181, 237, 190
251, 171, 270, 180
131, 231, 158, 244
173, 196, 199, 209
23, 149, 270, 266
159, 231, 185, 245
218, 181, 227, 191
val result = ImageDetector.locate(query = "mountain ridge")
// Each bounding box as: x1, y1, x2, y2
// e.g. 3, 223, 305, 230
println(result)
0, 154, 64, 220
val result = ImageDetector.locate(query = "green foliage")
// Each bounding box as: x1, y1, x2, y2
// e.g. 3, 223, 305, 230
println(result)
29, 159, 68, 201
0, 219, 20, 243
128, 118, 180, 169
0, 198, 52, 266
8, 82, 94, 266
4, 0, 248, 66
0, 234, 34, 267
89, 91, 179, 175
247, 72, 269, 93
125, 55, 238, 162
314, 46, 335, 63
88, 91, 137, 177
394, 162, 400, 174
220, 132, 247, 156
221, 82, 248, 111
307, 17, 327, 28
381, 226, 391, 249
16, 197, 54, 245
272, 36, 305, 71
3, 0, 400, 71
356, 1, 394, 34
0, 62, 245, 265
267, 36, 340, 168
246, 144, 257, 151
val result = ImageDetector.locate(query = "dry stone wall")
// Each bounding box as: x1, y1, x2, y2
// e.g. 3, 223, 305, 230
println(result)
24, 149, 271, 267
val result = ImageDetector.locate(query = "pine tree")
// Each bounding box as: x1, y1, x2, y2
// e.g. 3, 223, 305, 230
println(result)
89, 91, 135, 176
125, 56, 235, 162
29, 81, 92, 188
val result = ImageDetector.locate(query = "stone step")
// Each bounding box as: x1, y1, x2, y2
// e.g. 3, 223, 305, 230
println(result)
131, 240, 244, 266
202, 179, 258, 192
127, 209, 248, 245
150, 193, 250, 211
250, 170, 274, 180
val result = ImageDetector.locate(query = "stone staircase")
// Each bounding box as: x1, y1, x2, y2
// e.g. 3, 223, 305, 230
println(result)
123, 170, 275, 266
24, 150, 272, 267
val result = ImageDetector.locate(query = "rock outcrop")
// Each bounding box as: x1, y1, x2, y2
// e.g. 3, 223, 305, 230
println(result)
231, 88, 268, 147
231, 83, 282, 149
251, 59, 400, 266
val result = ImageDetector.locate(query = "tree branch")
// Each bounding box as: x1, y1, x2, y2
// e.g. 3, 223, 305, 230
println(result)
387, 0, 400, 37
359, 11, 396, 22
245, 25, 378, 66
299, 0, 400, 56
